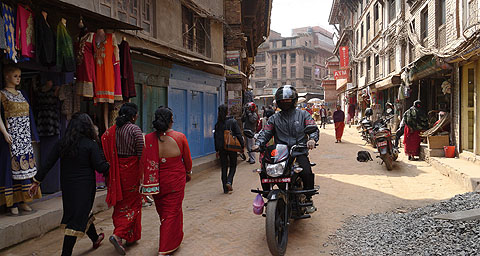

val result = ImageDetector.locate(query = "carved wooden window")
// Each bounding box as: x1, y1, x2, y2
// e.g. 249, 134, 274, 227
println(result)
182, 6, 194, 50
142, 0, 153, 34
182, 6, 211, 57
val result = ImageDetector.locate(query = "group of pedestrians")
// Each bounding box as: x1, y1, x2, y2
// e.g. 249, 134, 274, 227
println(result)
28, 103, 192, 256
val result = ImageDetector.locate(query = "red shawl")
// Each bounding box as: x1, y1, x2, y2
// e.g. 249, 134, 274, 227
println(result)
140, 132, 160, 195
101, 125, 123, 207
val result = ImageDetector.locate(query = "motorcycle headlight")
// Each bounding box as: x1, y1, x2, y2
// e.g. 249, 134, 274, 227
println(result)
266, 162, 286, 177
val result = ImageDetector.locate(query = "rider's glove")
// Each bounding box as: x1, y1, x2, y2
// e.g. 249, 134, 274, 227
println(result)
307, 140, 316, 150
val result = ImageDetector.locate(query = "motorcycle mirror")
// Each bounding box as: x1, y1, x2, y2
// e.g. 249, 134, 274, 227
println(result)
244, 129, 255, 139
386, 108, 393, 114
303, 126, 318, 134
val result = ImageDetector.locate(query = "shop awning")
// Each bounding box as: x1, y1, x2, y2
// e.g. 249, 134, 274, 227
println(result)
172, 53, 247, 77
375, 74, 401, 90
35, 0, 142, 30
408, 55, 452, 81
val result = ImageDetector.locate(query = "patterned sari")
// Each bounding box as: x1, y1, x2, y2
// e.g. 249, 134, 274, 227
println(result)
102, 125, 142, 243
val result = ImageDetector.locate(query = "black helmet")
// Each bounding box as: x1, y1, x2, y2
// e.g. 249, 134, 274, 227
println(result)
365, 108, 373, 116
275, 85, 298, 111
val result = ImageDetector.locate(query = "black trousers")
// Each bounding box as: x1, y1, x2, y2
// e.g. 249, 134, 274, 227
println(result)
219, 150, 238, 192
320, 117, 327, 128
61, 224, 99, 256
260, 154, 315, 199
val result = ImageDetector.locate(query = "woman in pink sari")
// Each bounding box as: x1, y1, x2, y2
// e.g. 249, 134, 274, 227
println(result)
141, 106, 192, 255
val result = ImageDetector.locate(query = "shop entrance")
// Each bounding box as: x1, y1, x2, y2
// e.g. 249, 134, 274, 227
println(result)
461, 63, 478, 154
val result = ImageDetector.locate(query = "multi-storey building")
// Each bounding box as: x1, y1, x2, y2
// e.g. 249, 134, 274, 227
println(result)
329, 0, 480, 160
250, 27, 335, 107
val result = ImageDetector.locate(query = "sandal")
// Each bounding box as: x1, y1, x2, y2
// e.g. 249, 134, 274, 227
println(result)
109, 235, 126, 255
93, 233, 104, 249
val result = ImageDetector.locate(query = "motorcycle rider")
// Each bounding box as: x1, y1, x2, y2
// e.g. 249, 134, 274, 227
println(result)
252, 85, 319, 213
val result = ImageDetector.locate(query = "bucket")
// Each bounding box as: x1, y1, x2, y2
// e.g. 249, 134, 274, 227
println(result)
444, 146, 455, 158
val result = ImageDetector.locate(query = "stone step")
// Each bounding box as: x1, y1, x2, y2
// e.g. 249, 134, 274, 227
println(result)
427, 156, 480, 192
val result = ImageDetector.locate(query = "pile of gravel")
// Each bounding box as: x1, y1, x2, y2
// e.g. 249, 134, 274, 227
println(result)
329, 192, 480, 256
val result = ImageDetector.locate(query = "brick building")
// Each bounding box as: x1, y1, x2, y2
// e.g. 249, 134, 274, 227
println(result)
250, 27, 335, 107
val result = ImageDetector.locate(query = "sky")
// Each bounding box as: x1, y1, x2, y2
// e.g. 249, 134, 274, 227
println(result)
270, 0, 335, 37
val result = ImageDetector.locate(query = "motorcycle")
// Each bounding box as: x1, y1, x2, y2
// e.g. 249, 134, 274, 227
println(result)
245, 126, 319, 256
372, 110, 398, 170
359, 116, 375, 146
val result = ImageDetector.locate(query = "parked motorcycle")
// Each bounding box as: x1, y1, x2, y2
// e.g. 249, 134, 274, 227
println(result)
246, 127, 319, 256
372, 109, 398, 170
359, 116, 375, 145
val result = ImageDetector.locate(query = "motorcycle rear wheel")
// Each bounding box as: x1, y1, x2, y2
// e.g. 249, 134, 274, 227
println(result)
266, 199, 288, 256
383, 155, 393, 171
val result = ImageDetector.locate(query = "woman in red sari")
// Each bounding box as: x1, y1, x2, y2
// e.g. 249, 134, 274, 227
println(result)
102, 103, 144, 255
403, 100, 428, 161
141, 106, 192, 255
333, 105, 346, 143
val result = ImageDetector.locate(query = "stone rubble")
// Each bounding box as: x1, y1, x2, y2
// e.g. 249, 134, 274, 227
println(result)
329, 192, 480, 256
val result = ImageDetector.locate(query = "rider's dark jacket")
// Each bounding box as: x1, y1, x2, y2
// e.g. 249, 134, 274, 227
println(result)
256, 108, 319, 153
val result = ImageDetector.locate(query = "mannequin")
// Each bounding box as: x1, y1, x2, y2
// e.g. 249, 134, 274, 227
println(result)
0, 65, 40, 215
61, 18, 67, 27
41, 10, 48, 23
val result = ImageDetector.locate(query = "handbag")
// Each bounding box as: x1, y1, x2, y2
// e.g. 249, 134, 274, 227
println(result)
224, 122, 242, 152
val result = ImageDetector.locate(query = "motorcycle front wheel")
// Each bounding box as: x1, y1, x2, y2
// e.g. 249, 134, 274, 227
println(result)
266, 199, 288, 256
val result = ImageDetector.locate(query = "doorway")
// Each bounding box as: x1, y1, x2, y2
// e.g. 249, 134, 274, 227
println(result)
461, 63, 478, 154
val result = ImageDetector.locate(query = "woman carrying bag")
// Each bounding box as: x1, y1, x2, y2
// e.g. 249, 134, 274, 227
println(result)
214, 105, 244, 194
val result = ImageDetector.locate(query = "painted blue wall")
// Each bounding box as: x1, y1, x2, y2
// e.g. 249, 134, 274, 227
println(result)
168, 64, 224, 159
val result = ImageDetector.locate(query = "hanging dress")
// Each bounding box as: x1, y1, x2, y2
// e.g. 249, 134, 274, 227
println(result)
119, 40, 136, 100
113, 34, 123, 101
94, 33, 116, 103
1, 3, 17, 62
15, 4, 35, 58
0, 89, 41, 207
35, 88, 60, 137
76, 32, 95, 98
35, 13, 55, 66
56, 21, 75, 72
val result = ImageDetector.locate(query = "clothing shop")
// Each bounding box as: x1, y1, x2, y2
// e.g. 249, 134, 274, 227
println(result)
0, 0, 141, 211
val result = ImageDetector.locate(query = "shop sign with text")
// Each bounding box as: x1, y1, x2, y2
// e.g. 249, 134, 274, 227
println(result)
334, 68, 349, 80
339, 46, 349, 68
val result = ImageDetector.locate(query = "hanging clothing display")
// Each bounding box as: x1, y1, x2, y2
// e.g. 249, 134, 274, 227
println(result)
56, 21, 75, 72
1, 3, 17, 61
0, 14, 7, 50
35, 87, 60, 137
35, 13, 55, 66
15, 4, 35, 58
113, 35, 122, 101
76, 32, 95, 98
94, 33, 118, 103
119, 40, 136, 99
59, 83, 81, 120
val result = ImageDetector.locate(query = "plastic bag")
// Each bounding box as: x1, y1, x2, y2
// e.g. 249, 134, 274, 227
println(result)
253, 193, 265, 215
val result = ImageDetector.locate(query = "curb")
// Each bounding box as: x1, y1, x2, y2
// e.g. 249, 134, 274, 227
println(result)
427, 157, 480, 192
0, 190, 108, 250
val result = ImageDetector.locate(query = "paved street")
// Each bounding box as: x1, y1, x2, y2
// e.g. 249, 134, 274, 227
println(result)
2, 125, 467, 256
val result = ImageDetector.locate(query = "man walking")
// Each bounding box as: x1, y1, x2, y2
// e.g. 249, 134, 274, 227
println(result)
242, 102, 258, 164
333, 105, 345, 143
320, 105, 327, 129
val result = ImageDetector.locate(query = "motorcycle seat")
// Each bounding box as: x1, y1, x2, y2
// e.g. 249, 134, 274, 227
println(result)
310, 162, 316, 167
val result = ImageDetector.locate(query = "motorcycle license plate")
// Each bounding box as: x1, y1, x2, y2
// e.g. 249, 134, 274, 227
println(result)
262, 178, 291, 183
377, 141, 388, 147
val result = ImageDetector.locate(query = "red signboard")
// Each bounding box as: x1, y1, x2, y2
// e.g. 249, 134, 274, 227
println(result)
339, 46, 349, 68
334, 69, 349, 80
